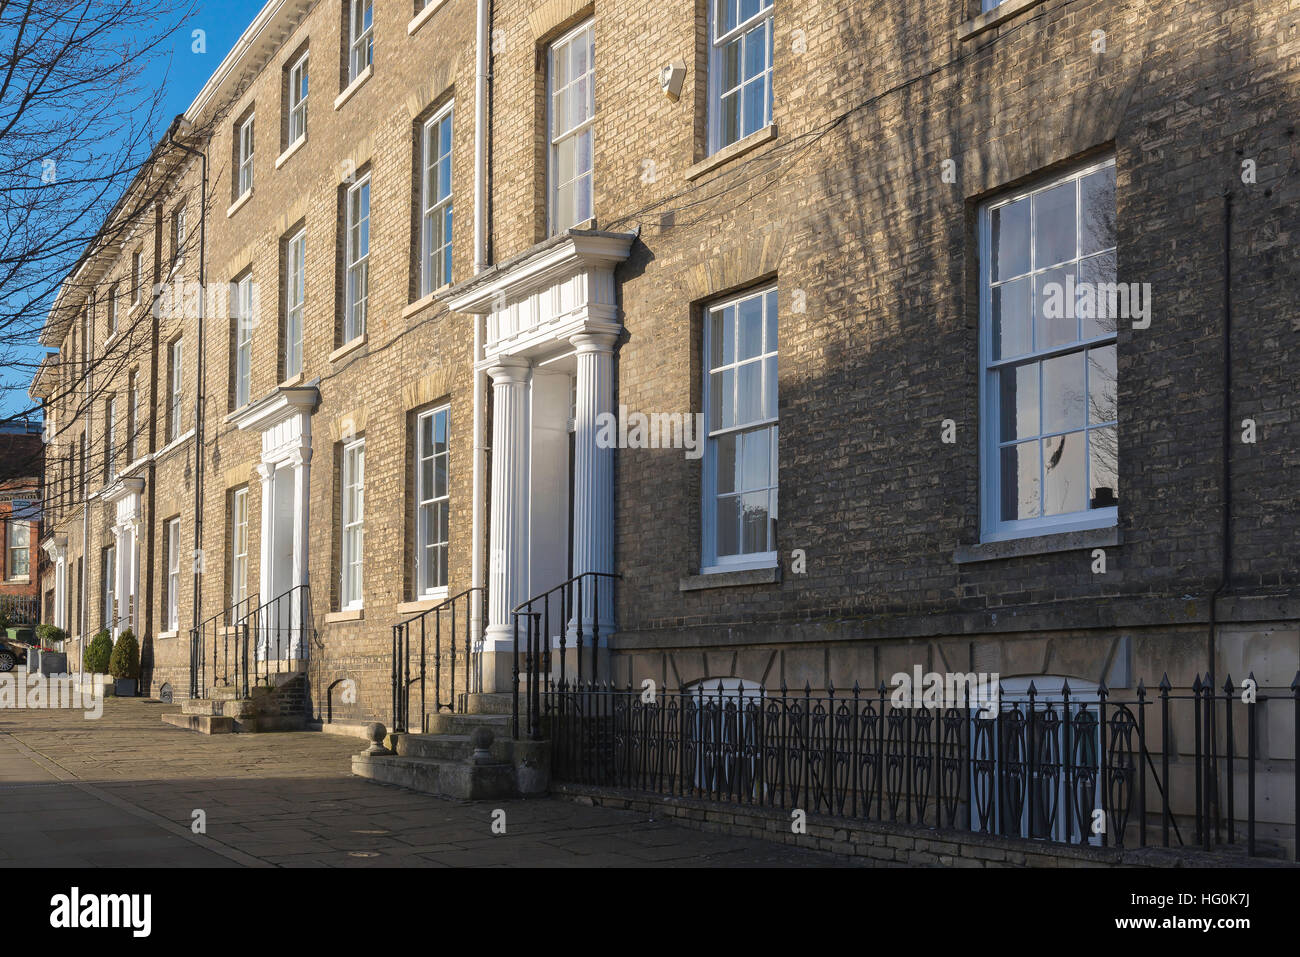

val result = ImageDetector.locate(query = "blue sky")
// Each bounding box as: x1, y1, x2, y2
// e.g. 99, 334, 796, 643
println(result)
1, 0, 268, 420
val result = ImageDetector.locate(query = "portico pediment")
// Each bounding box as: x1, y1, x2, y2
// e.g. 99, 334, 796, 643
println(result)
229, 381, 320, 464
442, 228, 636, 364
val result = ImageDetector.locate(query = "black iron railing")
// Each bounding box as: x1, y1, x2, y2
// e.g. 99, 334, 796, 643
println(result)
189, 585, 313, 699
189, 593, 257, 699
0, 594, 38, 625
511, 571, 619, 740
545, 674, 1299, 858
248, 584, 314, 688
391, 586, 484, 733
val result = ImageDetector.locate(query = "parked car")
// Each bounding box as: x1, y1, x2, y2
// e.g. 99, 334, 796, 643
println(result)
0, 631, 35, 672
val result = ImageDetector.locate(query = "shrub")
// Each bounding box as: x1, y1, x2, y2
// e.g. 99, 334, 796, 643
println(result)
83, 630, 113, 674
108, 629, 140, 680
35, 623, 67, 647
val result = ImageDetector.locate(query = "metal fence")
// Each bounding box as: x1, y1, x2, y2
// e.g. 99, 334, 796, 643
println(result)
391, 586, 483, 732
543, 674, 1299, 859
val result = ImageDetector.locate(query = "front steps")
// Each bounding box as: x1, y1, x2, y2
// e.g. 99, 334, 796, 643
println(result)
162, 672, 308, 734
352, 692, 549, 800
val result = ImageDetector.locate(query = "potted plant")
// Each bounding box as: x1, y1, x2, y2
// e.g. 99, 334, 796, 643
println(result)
108, 628, 140, 697
33, 624, 68, 675
84, 629, 113, 675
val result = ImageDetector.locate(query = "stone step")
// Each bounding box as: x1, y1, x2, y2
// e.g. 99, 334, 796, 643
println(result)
351, 752, 516, 801
394, 732, 520, 765
424, 712, 511, 735
463, 692, 514, 715
162, 712, 235, 734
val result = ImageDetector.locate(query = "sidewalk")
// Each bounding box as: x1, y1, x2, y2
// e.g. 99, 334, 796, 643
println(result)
0, 698, 861, 867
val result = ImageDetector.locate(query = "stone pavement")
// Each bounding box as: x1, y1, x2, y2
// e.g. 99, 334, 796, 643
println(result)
0, 696, 861, 867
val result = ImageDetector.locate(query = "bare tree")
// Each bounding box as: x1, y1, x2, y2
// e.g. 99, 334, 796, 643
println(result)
0, 0, 197, 425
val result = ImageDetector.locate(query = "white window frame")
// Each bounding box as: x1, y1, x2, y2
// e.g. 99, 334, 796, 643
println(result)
169, 338, 183, 441
231, 487, 249, 607
288, 51, 309, 146
341, 438, 365, 610
420, 102, 454, 296
238, 113, 255, 198
708, 0, 774, 155
102, 545, 116, 633
344, 175, 370, 342
105, 397, 117, 481
233, 274, 255, 408
349, 0, 374, 83
6, 521, 29, 580
547, 19, 595, 234
415, 406, 450, 599
284, 229, 305, 380
165, 517, 180, 632
978, 157, 1119, 543
172, 205, 187, 265
126, 369, 138, 462
701, 285, 779, 573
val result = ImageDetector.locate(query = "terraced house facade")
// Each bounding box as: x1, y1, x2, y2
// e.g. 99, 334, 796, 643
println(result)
32, 0, 1299, 851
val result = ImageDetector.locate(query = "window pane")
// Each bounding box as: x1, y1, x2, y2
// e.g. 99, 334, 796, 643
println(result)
1087, 345, 1117, 425
739, 490, 769, 554
999, 363, 1039, 441
736, 361, 761, 425
739, 429, 768, 490
763, 355, 776, 420
716, 495, 740, 557
1041, 351, 1086, 433
742, 77, 766, 139
1000, 441, 1040, 522
720, 90, 739, 148
738, 295, 763, 359
1080, 166, 1116, 256
1043, 431, 1086, 515
1034, 262, 1077, 351
764, 289, 777, 346
715, 434, 736, 494
1033, 181, 1076, 267
991, 198, 1029, 281
992, 276, 1031, 360
1078, 249, 1118, 338
1089, 426, 1119, 509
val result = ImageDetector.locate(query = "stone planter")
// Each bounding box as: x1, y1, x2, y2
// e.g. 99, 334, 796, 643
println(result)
113, 677, 137, 697
39, 652, 68, 676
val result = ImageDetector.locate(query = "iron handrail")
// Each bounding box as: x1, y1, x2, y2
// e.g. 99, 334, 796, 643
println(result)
390, 586, 485, 733
510, 571, 620, 740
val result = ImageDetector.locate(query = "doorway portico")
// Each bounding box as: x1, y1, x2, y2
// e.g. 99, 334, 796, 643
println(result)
444, 229, 634, 692
230, 383, 319, 660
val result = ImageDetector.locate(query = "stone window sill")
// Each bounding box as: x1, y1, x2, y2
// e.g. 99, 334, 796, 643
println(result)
680, 565, 780, 592
396, 592, 449, 615
155, 429, 195, 462
402, 287, 450, 321
953, 526, 1121, 563
334, 65, 373, 111
328, 334, 367, 364
686, 124, 778, 182
408, 0, 449, 36
325, 607, 364, 623
157, 630, 178, 640
958, 0, 1049, 41
227, 190, 253, 218
275, 136, 306, 170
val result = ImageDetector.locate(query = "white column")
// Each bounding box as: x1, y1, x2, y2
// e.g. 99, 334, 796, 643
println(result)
289, 447, 311, 659
484, 359, 531, 654
127, 521, 140, 633
569, 332, 618, 643
254, 462, 274, 659
53, 558, 66, 630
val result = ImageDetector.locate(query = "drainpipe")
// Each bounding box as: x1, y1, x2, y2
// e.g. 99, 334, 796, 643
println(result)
166, 116, 208, 637
1209, 192, 1233, 679
470, 0, 490, 686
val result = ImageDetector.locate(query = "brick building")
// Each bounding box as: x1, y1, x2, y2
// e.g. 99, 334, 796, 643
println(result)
0, 419, 43, 627
32, 0, 1298, 843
